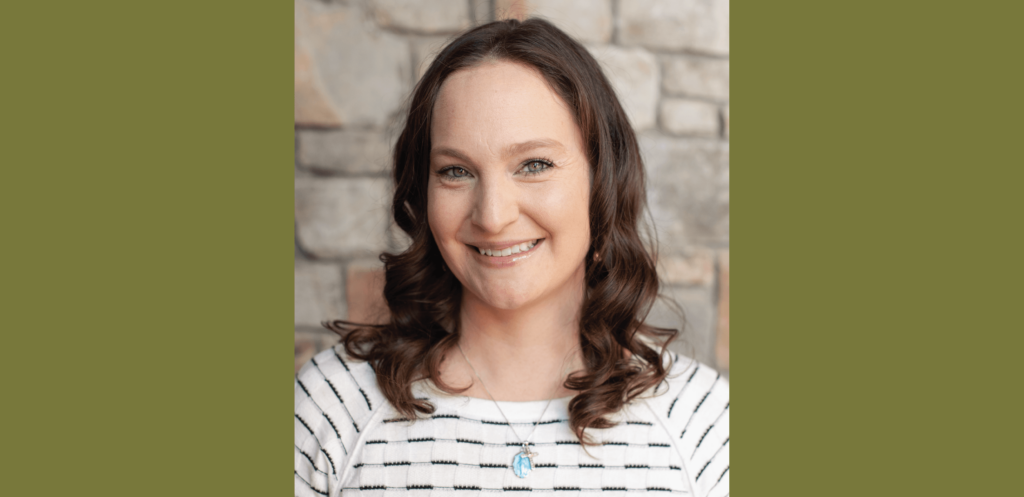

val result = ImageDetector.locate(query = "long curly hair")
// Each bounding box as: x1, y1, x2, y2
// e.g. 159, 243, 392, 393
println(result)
324, 18, 677, 444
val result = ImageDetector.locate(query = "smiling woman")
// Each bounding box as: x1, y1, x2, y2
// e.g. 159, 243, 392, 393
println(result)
296, 18, 729, 497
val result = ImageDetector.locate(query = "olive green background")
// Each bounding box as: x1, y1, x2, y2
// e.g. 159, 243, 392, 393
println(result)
2, 1, 1021, 495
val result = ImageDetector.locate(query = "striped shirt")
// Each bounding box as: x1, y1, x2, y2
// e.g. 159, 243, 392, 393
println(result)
295, 345, 729, 497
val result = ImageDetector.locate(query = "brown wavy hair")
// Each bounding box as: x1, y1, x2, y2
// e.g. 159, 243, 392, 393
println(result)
324, 18, 677, 444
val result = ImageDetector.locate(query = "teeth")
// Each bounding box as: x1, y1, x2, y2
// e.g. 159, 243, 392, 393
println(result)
477, 239, 541, 257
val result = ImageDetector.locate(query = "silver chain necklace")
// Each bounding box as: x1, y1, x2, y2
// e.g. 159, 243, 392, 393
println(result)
455, 342, 576, 479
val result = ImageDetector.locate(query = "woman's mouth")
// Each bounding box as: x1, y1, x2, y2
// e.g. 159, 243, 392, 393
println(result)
470, 239, 543, 257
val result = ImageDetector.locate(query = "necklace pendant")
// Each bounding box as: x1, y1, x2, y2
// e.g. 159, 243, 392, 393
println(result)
512, 444, 536, 478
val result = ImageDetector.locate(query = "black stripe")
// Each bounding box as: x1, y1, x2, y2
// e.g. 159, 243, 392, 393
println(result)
407, 485, 432, 490
296, 370, 350, 455
695, 458, 713, 480
649, 443, 671, 447
295, 414, 314, 435
705, 466, 730, 496
365, 440, 387, 445
353, 461, 682, 471
603, 441, 628, 446
429, 412, 568, 425
341, 486, 686, 493
456, 438, 484, 445
692, 402, 729, 459
696, 438, 730, 481
647, 488, 673, 492
383, 417, 411, 423
680, 375, 720, 438
409, 437, 435, 442
315, 359, 360, 433
333, 348, 373, 410
320, 447, 336, 475
322, 413, 341, 440
294, 445, 326, 475
295, 471, 328, 496
625, 421, 653, 426
667, 365, 700, 418
296, 376, 311, 397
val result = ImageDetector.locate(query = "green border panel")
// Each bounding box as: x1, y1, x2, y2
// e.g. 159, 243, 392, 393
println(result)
735, 1, 1022, 495
1, 1, 294, 495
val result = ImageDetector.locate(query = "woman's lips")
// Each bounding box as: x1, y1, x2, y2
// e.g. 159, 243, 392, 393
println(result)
468, 238, 544, 266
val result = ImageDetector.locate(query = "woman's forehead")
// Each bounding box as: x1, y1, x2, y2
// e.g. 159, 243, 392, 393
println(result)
431, 60, 583, 157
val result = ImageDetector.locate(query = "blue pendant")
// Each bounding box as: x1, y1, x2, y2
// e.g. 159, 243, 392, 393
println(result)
512, 445, 535, 478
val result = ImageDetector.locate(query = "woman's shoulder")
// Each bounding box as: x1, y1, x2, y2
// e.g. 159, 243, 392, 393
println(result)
294, 344, 386, 445
644, 353, 729, 425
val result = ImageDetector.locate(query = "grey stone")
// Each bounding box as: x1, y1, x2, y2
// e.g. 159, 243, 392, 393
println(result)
527, 0, 613, 44
469, 0, 493, 25
662, 56, 729, 101
648, 286, 717, 368
659, 98, 719, 138
297, 129, 394, 175
411, 35, 455, 82
296, 0, 411, 128
723, 103, 729, 138
587, 44, 659, 131
371, 0, 471, 34
295, 177, 391, 258
295, 259, 347, 327
618, 0, 729, 55
640, 133, 729, 247
658, 250, 715, 287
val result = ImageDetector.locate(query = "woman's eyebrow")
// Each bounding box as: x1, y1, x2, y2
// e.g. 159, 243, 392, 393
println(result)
430, 139, 565, 164
503, 139, 564, 158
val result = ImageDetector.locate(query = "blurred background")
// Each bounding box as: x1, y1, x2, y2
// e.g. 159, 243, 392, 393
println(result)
295, 0, 730, 376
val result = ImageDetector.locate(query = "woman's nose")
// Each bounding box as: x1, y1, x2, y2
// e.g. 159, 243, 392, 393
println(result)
471, 176, 519, 234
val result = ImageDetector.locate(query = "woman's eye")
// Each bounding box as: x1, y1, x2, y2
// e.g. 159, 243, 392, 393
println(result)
439, 166, 471, 179
520, 160, 552, 175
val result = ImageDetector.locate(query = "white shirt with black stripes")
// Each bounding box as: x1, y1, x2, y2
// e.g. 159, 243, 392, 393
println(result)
295, 345, 729, 497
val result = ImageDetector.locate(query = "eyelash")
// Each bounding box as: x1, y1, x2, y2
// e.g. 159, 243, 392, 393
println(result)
436, 158, 554, 181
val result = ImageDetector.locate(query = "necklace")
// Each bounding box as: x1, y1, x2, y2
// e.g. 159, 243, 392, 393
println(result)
455, 343, 576, 479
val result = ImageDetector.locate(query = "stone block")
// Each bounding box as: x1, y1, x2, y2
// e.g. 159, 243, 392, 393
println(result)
469, 0, 493, 25
295, 41, 342, 128
640, 133, 729, 247
371, 0, 471, 34
346, 260, 390, 325
295, 177, 391, 259
722, 103, 729, 138
618, 0, 729, 55
296, 0, 410, 128
659, 98, 719, 138
658, 250, 714, 287
297, 129, 393, 175
411, 35, 455, 82
496, 0, 613, 43
662, 56, 729, 101
715, 250, 729, 370
648, 286, 716, 368
586, 45, 659, 131
295, 259, 346, 328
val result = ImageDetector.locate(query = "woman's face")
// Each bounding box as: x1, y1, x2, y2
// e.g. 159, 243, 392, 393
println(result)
427, 60, 591, 311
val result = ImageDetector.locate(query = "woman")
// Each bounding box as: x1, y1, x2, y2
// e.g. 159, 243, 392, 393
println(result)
295, 18, 729, 497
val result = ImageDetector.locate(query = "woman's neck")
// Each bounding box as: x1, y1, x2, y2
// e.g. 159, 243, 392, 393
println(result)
442, 275, 585, 402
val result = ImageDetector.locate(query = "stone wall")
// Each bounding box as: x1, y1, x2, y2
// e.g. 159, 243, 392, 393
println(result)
295, 0, 730, 376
